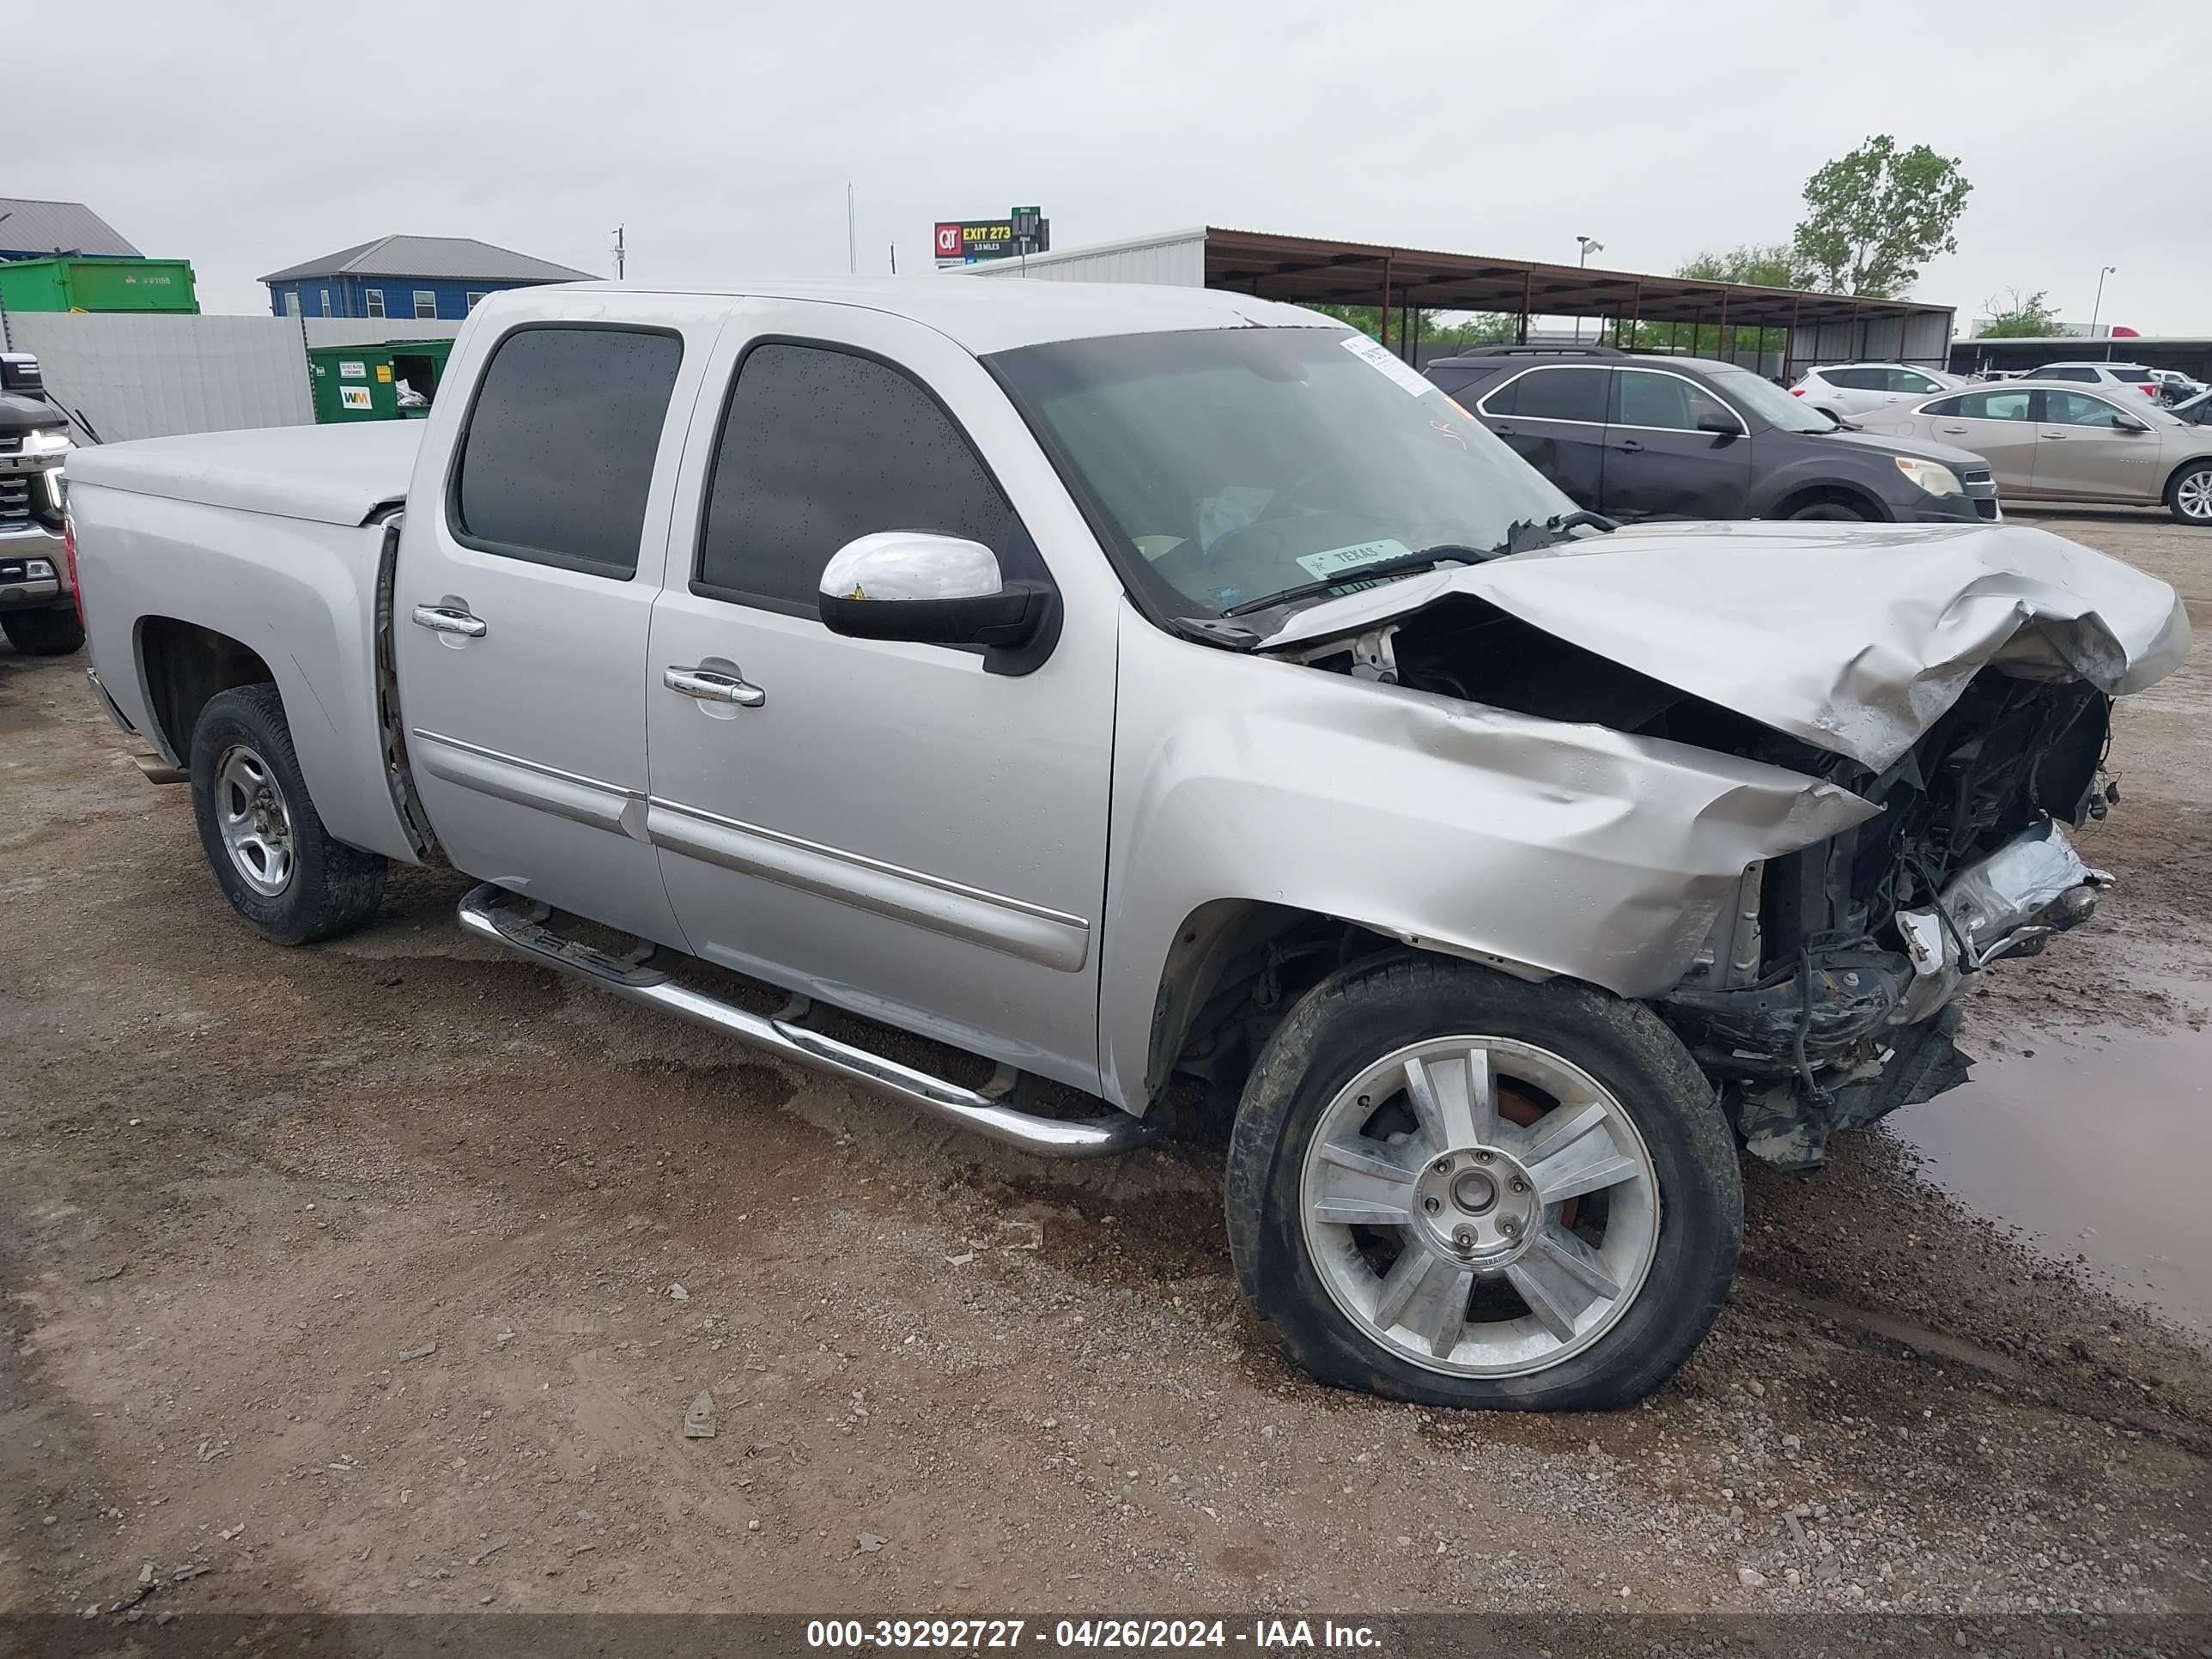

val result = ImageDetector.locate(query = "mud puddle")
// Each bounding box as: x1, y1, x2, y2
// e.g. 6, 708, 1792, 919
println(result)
1883, 1024, 2212, 1339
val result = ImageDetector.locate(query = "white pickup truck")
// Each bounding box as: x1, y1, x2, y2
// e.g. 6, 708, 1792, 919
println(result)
69, 278, 2187, 1410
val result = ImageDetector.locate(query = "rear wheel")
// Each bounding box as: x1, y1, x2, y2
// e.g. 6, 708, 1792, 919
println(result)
2170, 461, 2212, 526
1, 605, 85, 656
1224, 954, 1741, 1411
189, 684, 386, 945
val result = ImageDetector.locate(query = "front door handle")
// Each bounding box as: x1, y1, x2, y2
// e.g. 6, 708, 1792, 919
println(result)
1613, 438, 1644, 453
665, 665, 766, 708
411, 604, 487, 638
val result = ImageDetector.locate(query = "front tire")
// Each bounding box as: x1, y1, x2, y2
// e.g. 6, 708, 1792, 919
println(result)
1, 605, 86, 656
2170, 460, 2212, 526
1224, 954, 1741, 1411
1789, 499, 1870, 521
189, 684, 387, 945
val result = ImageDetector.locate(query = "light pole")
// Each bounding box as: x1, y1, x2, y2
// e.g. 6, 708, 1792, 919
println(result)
1573, 235, 1604, 344
2089, 264, 2116, 337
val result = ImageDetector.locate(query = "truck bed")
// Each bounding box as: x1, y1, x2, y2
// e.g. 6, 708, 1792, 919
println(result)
66, 420, 421, 526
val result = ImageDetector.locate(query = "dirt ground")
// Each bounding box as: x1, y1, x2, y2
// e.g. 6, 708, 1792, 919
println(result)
4, 509, 2211, 1629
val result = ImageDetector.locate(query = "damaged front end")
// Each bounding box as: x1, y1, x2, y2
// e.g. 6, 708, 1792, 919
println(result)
1660, 713, 2115, 1170
1257, 520, 2185, 1172
1657, 670, 2118, 1170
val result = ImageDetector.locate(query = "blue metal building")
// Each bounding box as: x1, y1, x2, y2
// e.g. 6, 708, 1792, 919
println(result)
260, 234, 596, 322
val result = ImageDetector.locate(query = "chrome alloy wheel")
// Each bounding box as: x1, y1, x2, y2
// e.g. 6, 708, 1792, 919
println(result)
1297, 1036, 1660, 1377
215, 744, 295, 896
2178, 467, 2212, 523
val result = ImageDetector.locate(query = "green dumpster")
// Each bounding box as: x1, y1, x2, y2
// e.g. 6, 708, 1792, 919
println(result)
307, 338, 454, 423
0, 256, 199, 313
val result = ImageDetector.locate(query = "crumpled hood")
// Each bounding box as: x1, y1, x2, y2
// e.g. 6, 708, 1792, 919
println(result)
1259, 519, 2191, 771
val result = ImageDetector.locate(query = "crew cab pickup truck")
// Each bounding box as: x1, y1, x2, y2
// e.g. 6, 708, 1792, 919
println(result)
69, 279, 2188, 1411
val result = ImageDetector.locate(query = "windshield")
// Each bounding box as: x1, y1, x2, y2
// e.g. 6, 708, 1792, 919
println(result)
1708, 364, 1836, 433
986, 327, 1576, 618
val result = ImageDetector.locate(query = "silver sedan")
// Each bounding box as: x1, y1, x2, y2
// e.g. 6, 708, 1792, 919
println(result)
1854, 381, 2212, 525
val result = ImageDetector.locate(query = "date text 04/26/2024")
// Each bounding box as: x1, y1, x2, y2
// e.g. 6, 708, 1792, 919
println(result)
804, 1619, 1382, 1650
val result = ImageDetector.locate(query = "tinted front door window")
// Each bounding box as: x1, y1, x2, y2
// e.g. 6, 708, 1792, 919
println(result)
696, 343, 1034, 612
2043, 391, 2132, 428
1612, 369, 1739, 433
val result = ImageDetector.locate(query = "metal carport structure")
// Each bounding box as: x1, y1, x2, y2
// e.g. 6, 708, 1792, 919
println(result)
964, 227, 1956, 378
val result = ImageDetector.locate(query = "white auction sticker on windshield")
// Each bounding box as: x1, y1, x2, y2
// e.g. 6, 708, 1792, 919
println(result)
1294, 538, 1414, 580
1339, 333, 1434, 397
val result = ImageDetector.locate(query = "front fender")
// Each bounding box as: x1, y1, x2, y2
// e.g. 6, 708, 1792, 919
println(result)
1097, 610, 1878, 1109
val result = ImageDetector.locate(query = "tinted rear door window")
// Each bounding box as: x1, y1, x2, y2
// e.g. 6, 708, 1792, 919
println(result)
696, 342, 1038, 612
1510, 367, 1607, 423
453, 326, 684, 578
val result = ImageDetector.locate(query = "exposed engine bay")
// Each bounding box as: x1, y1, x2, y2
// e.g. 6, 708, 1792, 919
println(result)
1293, 595, 2121, 1170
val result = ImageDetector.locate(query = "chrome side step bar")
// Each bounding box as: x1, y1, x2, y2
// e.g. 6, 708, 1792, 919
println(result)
456, 883, 1155, 1160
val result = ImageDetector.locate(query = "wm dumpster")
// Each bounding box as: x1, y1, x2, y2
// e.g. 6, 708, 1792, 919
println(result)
307, 339, 454, 422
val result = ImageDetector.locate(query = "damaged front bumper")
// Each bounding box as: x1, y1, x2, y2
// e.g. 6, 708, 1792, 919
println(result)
1892, 817, 2112, 1020
1663, 817, 2110, 1172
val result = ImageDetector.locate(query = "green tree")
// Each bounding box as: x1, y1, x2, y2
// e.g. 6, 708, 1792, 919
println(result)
1674, 242, 1809, 289
1302, 303, 1521, 349
1626, 247, 1807, 359
1978, 287, 2061, 338
1792, 135, 1971, 297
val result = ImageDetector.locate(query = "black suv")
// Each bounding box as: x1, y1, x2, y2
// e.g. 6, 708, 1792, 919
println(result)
1425, 345, 2000, 525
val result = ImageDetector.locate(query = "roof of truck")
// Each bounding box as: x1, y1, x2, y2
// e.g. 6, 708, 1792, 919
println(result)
544, 276, 1334, 354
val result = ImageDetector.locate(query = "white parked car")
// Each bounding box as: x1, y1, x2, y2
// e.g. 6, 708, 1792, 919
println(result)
1790, 362, 1966, 422
2015, 362, 2167, 401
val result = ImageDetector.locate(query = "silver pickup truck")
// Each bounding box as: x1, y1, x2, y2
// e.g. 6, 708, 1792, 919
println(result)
68, 279, 2187, 1411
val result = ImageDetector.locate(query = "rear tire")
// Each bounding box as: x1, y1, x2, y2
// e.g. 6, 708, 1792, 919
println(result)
189, 684, 386, 945
2169, 461, 2212, 526
1224, 953, 1741, 1411
1, 605, 85, 656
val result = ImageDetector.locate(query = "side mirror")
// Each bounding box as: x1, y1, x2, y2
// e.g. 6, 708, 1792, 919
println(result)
2116, 417, 2150, 434
817, 532, 1058, 674
1695, 409, 1741, 435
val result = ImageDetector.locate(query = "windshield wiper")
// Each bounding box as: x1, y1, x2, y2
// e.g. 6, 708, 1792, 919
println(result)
1218, 545, 1483, 618
1495, 509, 1620, 555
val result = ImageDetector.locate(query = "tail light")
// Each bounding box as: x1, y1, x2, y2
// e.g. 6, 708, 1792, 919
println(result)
64, 513, 84, 629
1790, 386, 1804, 396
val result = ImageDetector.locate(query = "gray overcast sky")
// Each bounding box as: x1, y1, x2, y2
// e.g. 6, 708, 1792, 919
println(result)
25, 0, 2212, 332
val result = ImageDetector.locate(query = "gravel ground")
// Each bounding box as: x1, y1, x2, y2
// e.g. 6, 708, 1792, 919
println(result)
3, 508, 2209, 1627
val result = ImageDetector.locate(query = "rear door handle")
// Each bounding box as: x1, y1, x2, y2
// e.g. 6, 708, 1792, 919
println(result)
411, 604, 487, 638
1936, 424, 1970, 434
665, 665, 766, 708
